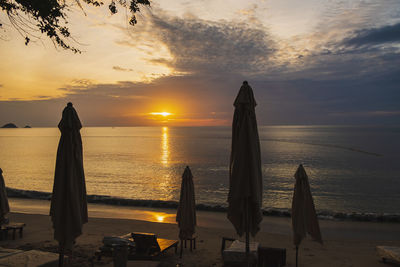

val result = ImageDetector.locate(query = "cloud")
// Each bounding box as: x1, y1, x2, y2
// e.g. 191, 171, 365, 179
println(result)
276, 1, 400, 77
275, 18, 400, 81
58, 80, 149, 100
112, 66, 134, 72
117, 3, 397, 83
36, 95, 52, 99
124, 11, 276, 77
343, 22, 400, 47
116, 5, 399, 82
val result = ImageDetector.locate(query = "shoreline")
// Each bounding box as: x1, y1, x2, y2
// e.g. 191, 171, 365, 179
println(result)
8, 197, 400, 241
7, 188, 400, 224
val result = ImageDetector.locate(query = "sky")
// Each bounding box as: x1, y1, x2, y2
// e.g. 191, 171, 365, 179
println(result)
0, 0, 399, 127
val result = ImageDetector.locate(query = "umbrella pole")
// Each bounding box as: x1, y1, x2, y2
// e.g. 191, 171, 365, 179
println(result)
59, 246, 64, 267
245, 230, 250, 267
245, 198, 249, 254
245, 198, 250, 267
296, 246, 298, 267
246, 231, 249, 253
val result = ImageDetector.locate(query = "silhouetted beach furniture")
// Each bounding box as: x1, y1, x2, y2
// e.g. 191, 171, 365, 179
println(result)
181, 234, 196, 253
50, 102, 88, 267
376, 246, 400, 264
130, 232, 178, 258
227, 81, 263, 265
0, 168, 26, 242
221, 237, 259, 266
221, 237, 286, 267
0, 168, 10, 225
97, 235, 136, 266
291, 164, 323, 267
0, 222, 26, 240
96, 232, 178, 261
176, 166, 197, 258
257, 247, 286, 267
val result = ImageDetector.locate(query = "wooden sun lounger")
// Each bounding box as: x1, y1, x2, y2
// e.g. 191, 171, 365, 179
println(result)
96, 232, 178, 261
130, 232, 178, 259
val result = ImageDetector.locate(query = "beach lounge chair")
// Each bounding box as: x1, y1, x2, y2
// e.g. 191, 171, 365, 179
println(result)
96, 232, 178, 261
131, 232, 178, 259
376, 246, 400, 264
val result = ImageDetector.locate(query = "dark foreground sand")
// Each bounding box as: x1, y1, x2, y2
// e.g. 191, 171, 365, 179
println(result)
1, 210, 400, 267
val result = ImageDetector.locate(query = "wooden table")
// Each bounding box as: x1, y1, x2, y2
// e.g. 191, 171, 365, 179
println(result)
1, 222, 26, 240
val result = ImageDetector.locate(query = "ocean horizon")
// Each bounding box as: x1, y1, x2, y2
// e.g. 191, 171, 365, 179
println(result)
1, 125, 399, 221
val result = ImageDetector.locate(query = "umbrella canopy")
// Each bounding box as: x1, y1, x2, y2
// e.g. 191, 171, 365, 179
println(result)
291, 164, 322, 246
50, 102, 88, 250
176, 166, 197, 240
0, 168, 10, 222
227, 81, 263, 238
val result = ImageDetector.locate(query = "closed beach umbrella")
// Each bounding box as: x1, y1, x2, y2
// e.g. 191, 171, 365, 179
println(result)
0, 168, 10, 223
228, 81, 263, 253
176, 166, 197, 256
50, 102, 88, 266
292, 164, 322, 267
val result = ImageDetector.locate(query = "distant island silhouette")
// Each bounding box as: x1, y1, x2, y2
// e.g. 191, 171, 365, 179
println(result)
1, 123, 17, 128
24, 125, 31, 128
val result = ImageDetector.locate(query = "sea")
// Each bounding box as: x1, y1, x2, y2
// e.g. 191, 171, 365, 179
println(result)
0, 126, 399, 222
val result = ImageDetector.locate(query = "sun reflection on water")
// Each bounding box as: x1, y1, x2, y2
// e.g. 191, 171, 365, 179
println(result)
161, 127, 169, 166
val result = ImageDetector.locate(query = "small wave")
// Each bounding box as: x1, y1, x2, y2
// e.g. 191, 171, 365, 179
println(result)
263, 139, 382, 157
6, 187, 399, 223
7, 187, 51, 200
261, 208, 400, 223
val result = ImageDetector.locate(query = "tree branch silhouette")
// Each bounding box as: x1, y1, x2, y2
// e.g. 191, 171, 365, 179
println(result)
0, 0, 150, 53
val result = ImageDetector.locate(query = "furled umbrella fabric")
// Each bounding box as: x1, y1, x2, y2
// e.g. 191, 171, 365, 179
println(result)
227, 81, 263, 239
50, 102, 88, 251
292, 164, 322, 246
0, 168, 10, 223
176, 166, 197, 240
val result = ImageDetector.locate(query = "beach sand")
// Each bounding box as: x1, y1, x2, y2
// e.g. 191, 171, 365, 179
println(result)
1, 198, 400, 266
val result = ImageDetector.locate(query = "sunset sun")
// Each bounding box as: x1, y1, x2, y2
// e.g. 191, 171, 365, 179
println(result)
150, 112, 172, 117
